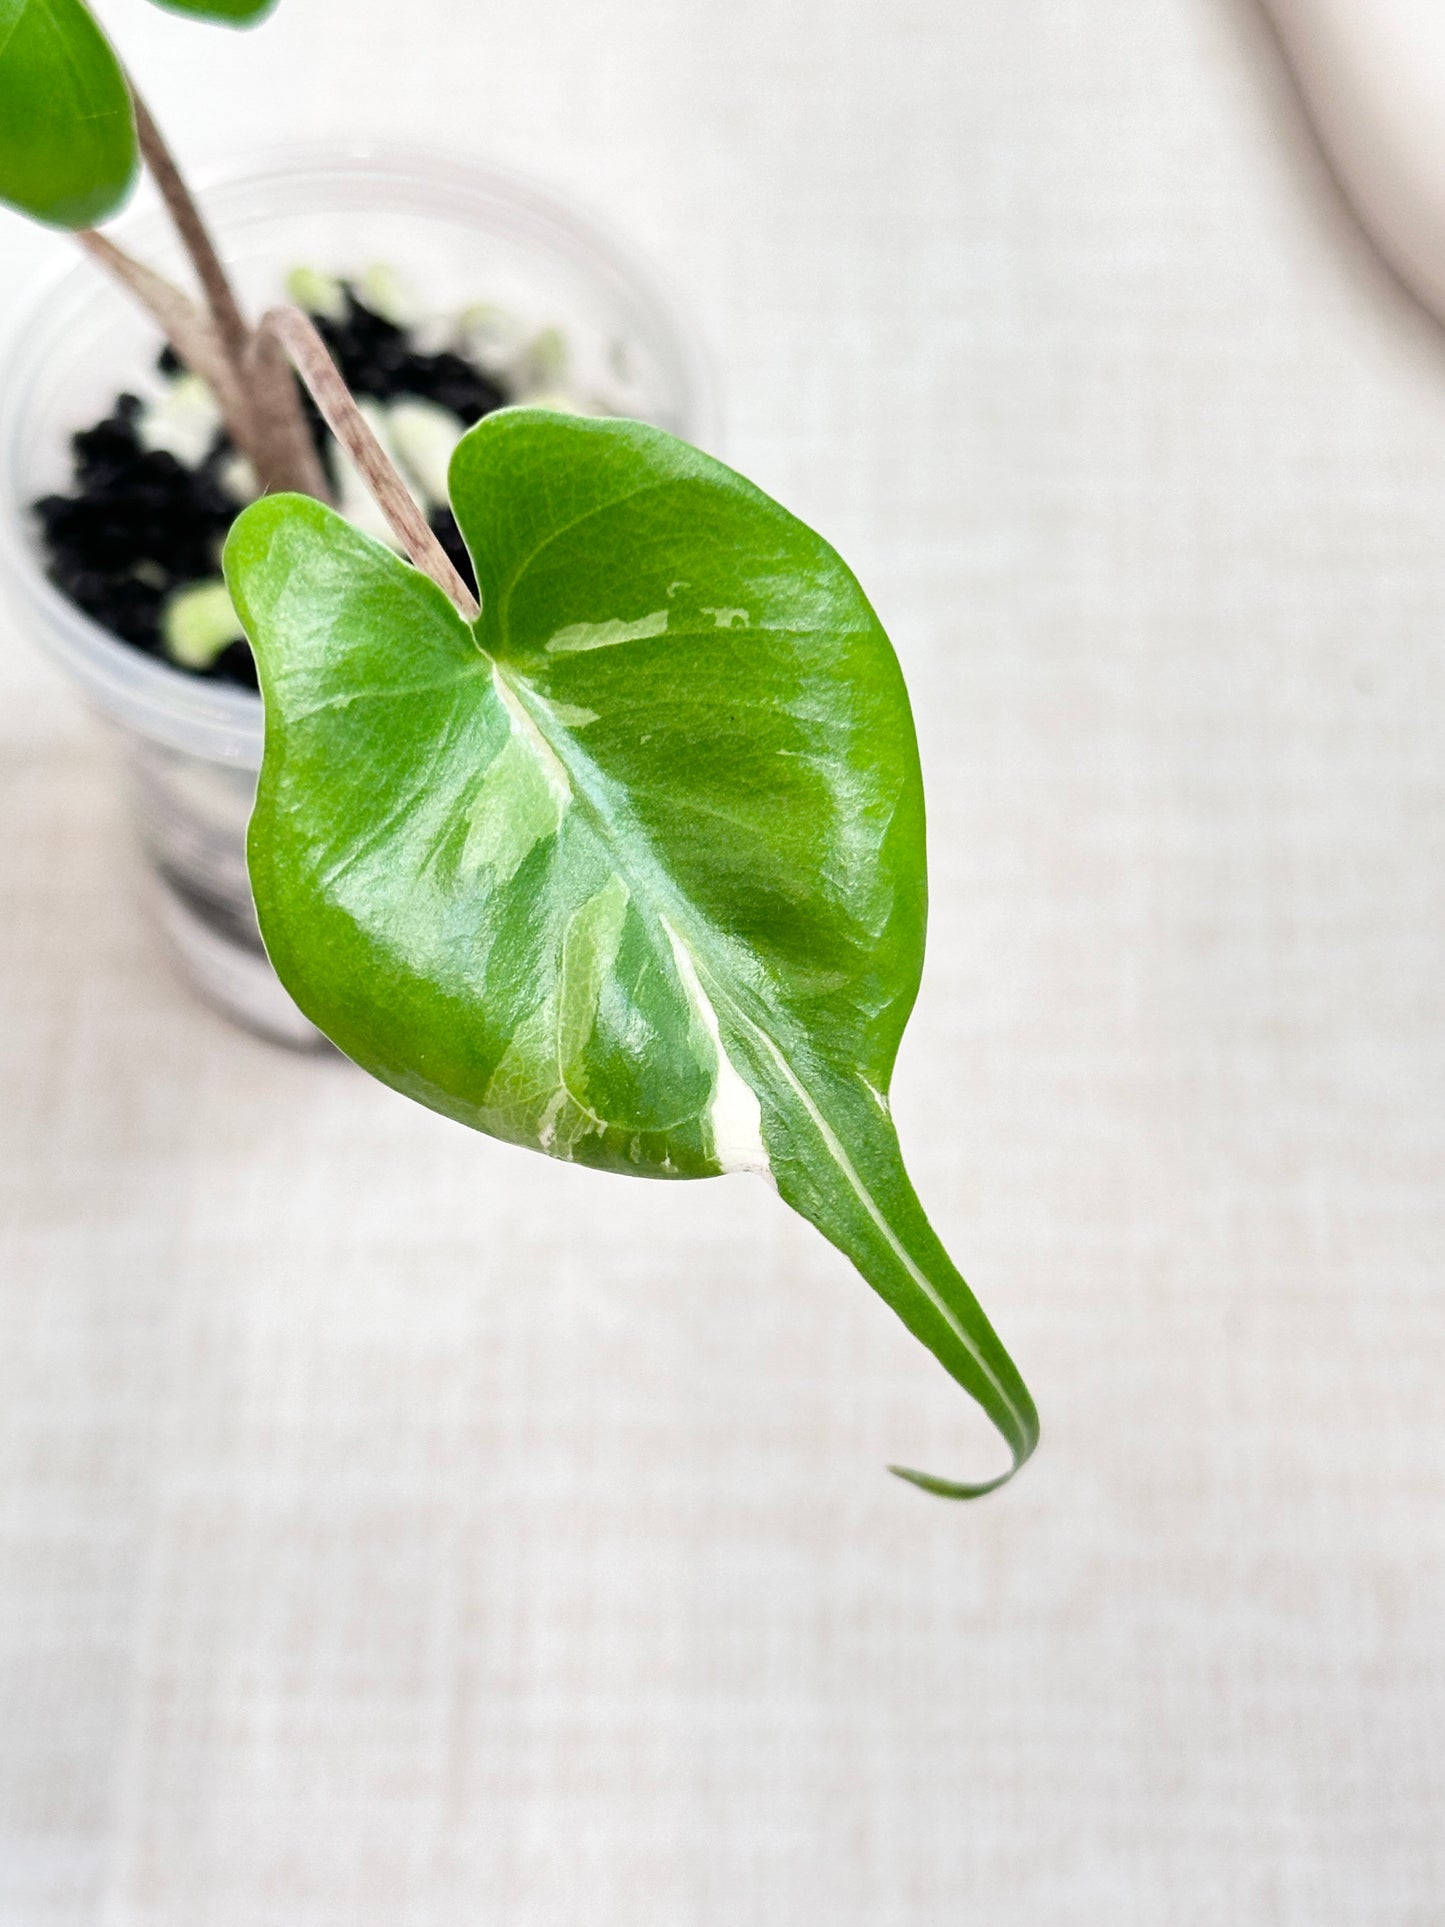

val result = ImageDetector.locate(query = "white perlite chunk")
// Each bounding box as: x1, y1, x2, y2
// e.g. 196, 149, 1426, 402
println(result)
139, 374, 221, 469
388, 399, 466, 510
161, 579, 244, 670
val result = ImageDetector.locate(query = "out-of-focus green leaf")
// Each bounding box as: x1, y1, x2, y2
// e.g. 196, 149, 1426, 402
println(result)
146, 0, 276, 22
225, 411, 1038, 1495
0, 0, 136, 228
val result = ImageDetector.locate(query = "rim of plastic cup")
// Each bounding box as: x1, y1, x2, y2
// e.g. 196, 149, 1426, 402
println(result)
0, 143, 717, 768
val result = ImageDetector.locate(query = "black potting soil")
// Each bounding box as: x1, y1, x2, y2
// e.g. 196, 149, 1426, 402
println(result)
33, 285, 511, 690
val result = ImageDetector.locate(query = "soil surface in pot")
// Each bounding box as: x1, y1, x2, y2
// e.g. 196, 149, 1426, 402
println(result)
32, 283, 520, 691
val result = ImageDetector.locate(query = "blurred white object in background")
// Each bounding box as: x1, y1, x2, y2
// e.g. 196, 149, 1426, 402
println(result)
1266, 0, 1445, 319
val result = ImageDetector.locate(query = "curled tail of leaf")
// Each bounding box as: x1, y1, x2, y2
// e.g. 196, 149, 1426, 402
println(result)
847, 1183, 1038, 1498
735, 1034, 1038, 1497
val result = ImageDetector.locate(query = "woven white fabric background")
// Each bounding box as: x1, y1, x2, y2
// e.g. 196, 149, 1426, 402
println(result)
2, 1, 1443, 1920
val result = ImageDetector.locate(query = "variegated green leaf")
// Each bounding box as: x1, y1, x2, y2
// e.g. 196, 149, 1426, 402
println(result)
0, 0, 136, 228
224, 412, 1038, 1495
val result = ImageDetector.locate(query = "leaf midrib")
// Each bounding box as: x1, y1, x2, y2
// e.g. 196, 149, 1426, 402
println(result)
488, 655, 1031, 1450
489, 654, 771, 1005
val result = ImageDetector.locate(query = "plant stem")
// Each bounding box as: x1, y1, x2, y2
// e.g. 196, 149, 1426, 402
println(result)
125, 81, 325, 499
243, 323, 332, 503
58, 258, 464, 611
74, 229, 249, 428
75, 227, 331, 503
257, 306, 481, 621
128, 87, 250, 373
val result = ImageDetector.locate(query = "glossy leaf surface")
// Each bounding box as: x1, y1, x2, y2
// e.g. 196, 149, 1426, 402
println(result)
225, 411, 1038, 1494
146, 0, 276, 22
0, 0, 136, 228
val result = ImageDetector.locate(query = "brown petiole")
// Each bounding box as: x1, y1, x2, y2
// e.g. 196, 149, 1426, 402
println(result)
255, 306, 481, 621
73, 84, 476, 621
79, 80, 326, 499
